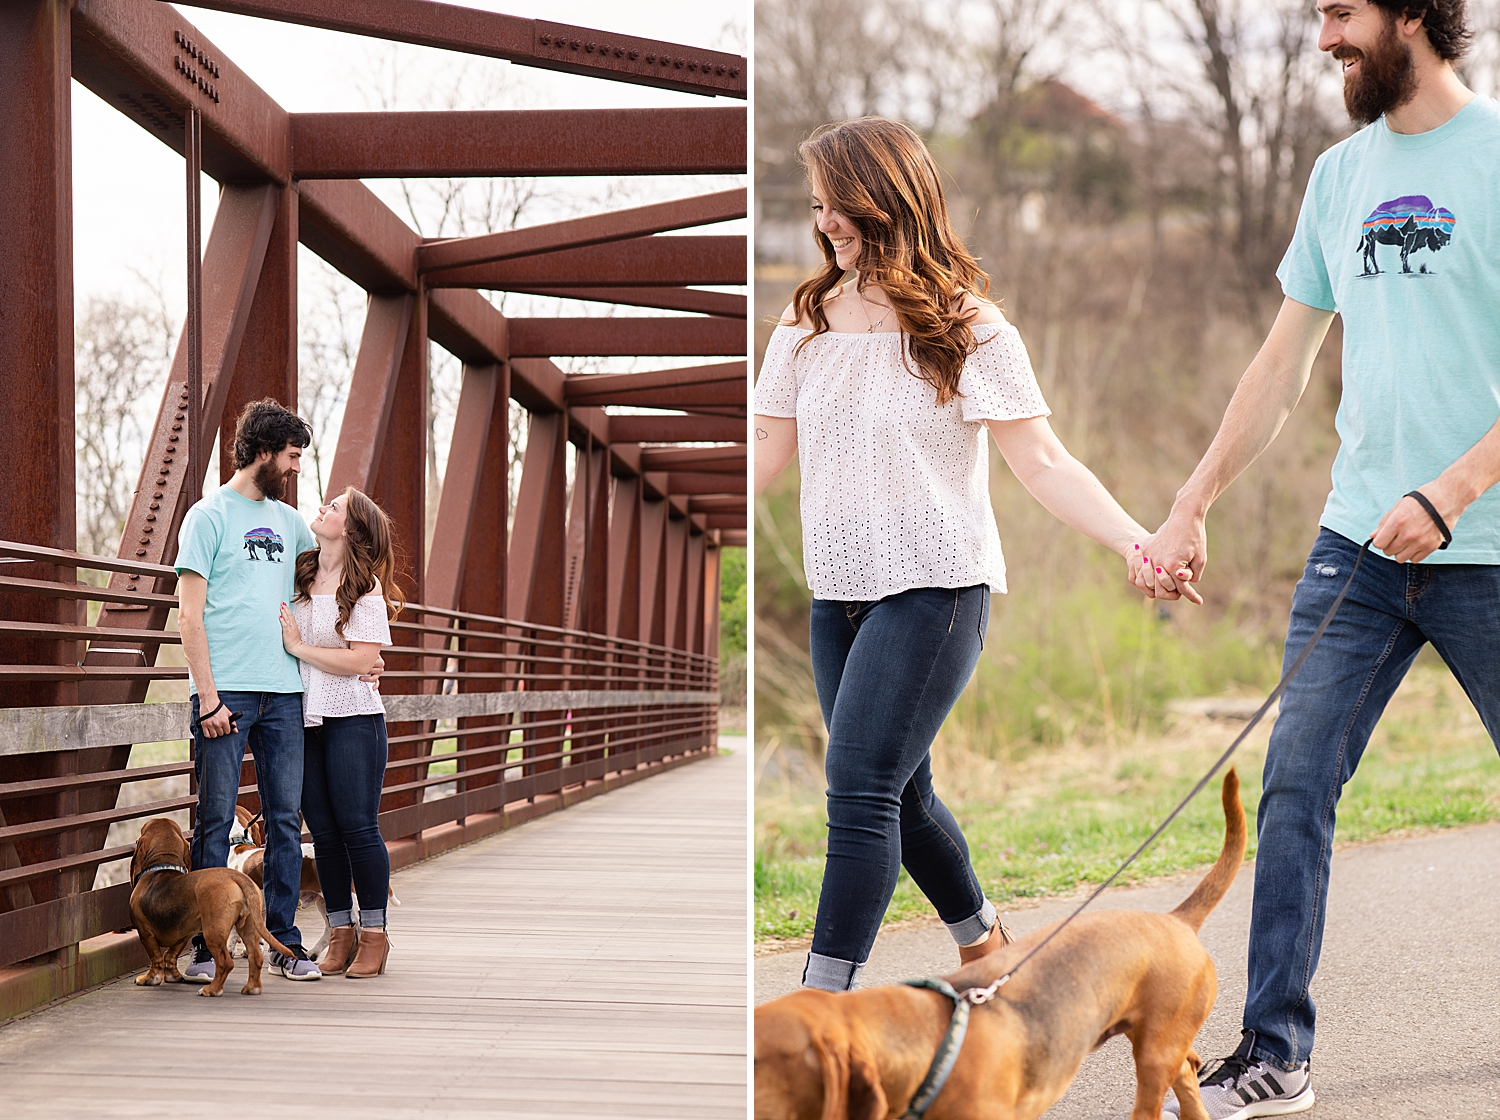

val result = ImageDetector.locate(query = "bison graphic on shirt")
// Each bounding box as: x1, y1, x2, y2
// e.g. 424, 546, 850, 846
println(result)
1358, 195, 1455, 276
243, 527, 285, 562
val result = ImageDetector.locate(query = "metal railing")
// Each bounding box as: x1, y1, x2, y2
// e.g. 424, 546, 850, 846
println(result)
0, 540, 718, 970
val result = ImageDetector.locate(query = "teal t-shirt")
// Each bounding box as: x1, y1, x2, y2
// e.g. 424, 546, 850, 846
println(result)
1277, 96, 1500, 562
174, 485, 316, 694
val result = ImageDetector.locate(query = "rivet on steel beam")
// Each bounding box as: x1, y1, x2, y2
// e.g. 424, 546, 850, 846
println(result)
675, 58, 685, 68
730, 67, 741, 77
153, 492, 164, 500
629, 50, 639, 60
585, 42, 595, 52
539, 33, 550, 44
136, 549, 147, 557
645, 53, 656, 62
716, 64, 726, 75
571, 39, 581, 49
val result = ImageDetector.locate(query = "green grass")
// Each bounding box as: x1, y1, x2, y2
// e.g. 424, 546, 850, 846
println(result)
755, 664, 1500, 942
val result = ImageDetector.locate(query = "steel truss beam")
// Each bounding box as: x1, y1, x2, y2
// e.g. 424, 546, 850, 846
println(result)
510, 287, 745, 318
418, 188, 745, 273
607, 415, 745, 444
565, 363, 746, 410
177, 1, 746, 98
289, 108, 744, 178
508, 317, 744, 358
424, 235, 745, 290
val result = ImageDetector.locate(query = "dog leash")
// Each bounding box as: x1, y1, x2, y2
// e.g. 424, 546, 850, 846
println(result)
896, 538, 1375, 1119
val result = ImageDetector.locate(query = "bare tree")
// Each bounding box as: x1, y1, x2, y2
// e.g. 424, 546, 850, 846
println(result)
1146, 0, 1340, 308
74, 289, 176, 560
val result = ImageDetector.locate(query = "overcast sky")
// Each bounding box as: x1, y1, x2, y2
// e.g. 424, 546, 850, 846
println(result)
72, 0, 748, 311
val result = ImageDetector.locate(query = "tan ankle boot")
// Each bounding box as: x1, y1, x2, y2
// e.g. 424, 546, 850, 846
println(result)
321, 925, 358, 975
957, 918, 1015, 965
345, 927, 389, 978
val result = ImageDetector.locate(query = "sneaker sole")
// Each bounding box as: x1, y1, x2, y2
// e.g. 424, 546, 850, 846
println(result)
1219, 1084, 1315, 1120
278, 967, 322, 981
180, 972, 214, 984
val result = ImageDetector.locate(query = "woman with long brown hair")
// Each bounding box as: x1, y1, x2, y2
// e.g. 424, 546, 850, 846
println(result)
754, 117, 1173, 992
278, 486, 403, 979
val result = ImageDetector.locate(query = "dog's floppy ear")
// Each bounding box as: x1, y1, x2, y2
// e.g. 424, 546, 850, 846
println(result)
812, 1029, 887, 1120
129, 829, 149, 884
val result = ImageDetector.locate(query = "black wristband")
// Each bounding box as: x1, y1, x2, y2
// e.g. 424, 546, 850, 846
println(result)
1404, 490, 1451, 550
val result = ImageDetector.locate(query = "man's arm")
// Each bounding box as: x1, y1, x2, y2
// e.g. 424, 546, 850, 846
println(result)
755, 416, 797, 497
1140, 297, 1335, 598
177, 571, 234, 738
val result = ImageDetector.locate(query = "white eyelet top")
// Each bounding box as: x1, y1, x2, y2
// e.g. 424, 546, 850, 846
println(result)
754, 320, 1049, 600
291, 592, 393, 727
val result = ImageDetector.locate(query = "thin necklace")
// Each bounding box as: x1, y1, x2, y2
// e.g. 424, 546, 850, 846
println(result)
857, 287, 891, 333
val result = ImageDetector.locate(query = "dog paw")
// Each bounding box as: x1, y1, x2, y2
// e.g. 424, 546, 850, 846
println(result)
135, 971, 160, 986
240, 983, 261, 995
198, 986, 225, 997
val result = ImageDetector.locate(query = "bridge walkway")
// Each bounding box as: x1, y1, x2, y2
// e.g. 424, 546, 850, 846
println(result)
0, 741, 747, 1119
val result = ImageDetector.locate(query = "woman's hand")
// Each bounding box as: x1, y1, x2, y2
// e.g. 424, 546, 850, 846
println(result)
279, 603, 303, 656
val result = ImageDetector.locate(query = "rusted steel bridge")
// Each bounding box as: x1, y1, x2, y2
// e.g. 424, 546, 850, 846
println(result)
0, 0, 747, 1020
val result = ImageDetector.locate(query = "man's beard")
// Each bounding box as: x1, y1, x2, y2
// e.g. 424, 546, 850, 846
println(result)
1338, 16, 1417, 126
254, 459, 287, 502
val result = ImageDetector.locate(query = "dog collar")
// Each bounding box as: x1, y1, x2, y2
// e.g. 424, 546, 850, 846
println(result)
228, 831, 255, 848
133, 862, 188, 886
898, 979, 973, 1119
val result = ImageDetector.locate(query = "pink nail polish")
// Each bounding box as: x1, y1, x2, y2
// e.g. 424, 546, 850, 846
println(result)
1133, 544, 1140, 550
1156, 567, 1163, 574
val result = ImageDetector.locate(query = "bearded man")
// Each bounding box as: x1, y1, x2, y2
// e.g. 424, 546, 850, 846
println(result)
174, 398, 325, 982
1142, 2, 1497, 1117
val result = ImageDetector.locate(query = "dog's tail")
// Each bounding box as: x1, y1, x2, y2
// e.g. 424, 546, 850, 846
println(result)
1170, 768, 1247, 933
235, 870, 295, 959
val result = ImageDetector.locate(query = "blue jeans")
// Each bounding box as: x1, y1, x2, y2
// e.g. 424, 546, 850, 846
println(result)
300, 714, 391, 927
1245, 529, 1500, 1067
804, 584, 993, 990
190, 691, 306, 948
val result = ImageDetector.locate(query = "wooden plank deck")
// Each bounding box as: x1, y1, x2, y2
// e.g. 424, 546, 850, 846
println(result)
0, 742, 747, 1119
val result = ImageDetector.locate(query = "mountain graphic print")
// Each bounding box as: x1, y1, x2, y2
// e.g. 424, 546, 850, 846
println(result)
1358, 195, 1455, 276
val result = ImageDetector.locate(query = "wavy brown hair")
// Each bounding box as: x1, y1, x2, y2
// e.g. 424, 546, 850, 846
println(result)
791, 117, 993, 406
294, 487, 404, 640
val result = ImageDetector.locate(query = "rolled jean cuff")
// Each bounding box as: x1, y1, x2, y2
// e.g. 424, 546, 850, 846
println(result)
802, 952, 865, 992
358, 908, 386, 928
326, 909, 354, 928
946, 899, 996, 947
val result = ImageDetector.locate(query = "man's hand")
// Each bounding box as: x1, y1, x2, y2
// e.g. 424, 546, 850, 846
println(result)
1372, 484, 1456, 563
359, 655, 385, 693
1132, 511, 1206, 605
197, 692, 235, 738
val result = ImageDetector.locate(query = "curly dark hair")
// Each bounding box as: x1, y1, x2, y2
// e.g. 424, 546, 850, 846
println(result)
231, 398, 312, 470
1369, 0, 1472, 60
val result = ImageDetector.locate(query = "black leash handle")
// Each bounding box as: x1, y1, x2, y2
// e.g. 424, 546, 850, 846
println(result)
1404, 491, 1451, 549
974, 539, 1374, 996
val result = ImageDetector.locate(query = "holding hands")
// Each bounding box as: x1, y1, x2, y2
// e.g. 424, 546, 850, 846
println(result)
1127, 510, 1205, 605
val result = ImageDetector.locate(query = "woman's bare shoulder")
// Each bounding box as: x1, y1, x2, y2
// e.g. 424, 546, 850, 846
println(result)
777, 302, 803, 328
957, 291, 1006, 326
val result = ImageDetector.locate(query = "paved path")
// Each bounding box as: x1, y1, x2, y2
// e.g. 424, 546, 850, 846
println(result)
757, 822, 1500, 1118
0, 740, 748, 1120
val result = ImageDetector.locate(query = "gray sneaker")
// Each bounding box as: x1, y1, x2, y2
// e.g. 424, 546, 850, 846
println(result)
269, 944, 322, 981
1163, 1031, 1313, 1119
181, 937, 215, 984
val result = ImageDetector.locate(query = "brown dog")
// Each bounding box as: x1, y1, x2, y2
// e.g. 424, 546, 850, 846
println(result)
128, 817, 294, 997
754, 769, 1248, 1120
